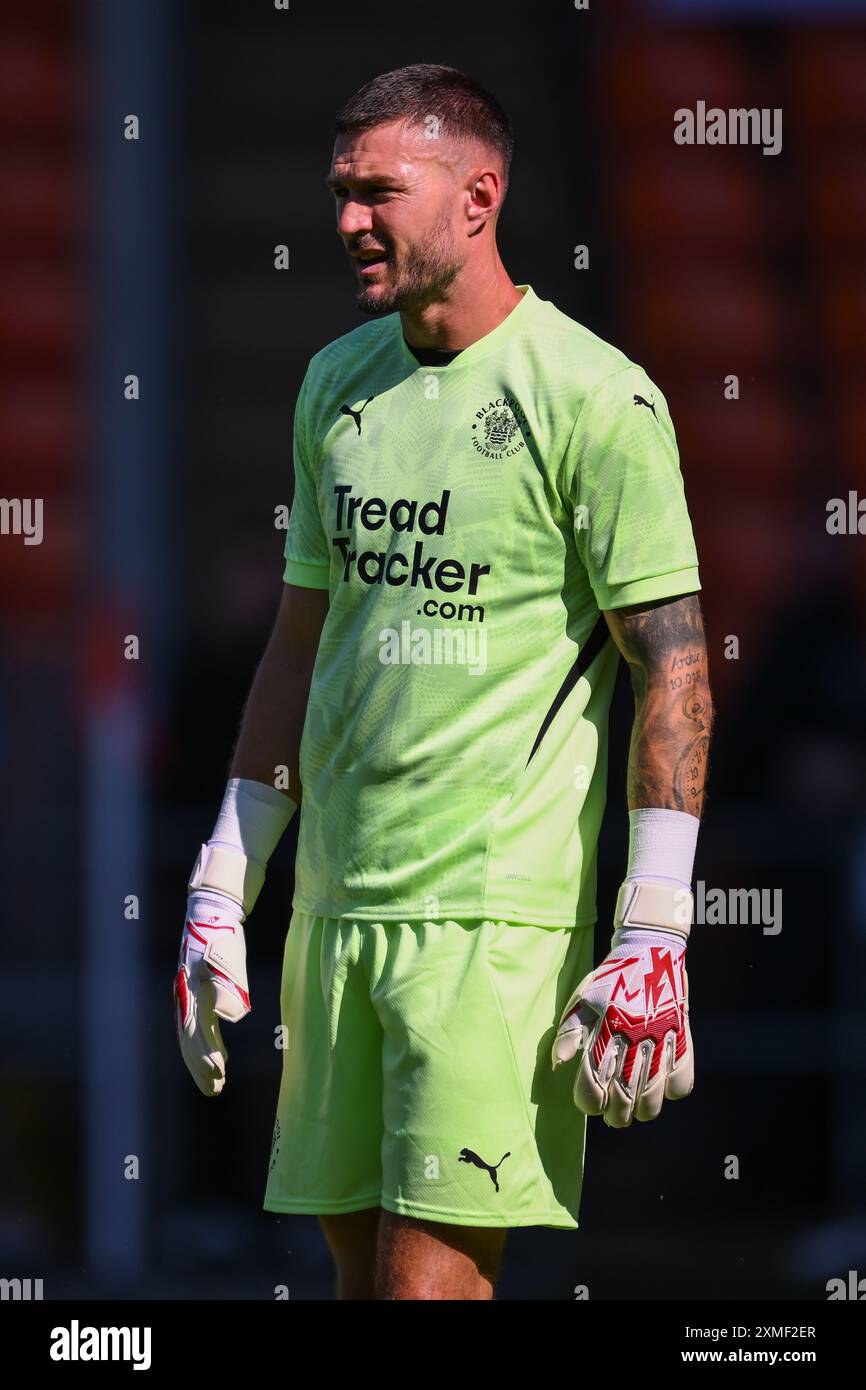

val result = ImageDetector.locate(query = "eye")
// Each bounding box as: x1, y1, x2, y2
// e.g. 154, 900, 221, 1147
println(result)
330, 183, 395, 201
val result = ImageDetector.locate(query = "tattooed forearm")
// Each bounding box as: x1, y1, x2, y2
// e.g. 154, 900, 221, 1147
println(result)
603, 593, 714, 818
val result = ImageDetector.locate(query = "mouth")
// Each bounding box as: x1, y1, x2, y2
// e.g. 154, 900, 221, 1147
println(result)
353, 248, 389, 276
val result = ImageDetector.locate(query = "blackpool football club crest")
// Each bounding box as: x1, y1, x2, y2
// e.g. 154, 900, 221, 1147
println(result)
469, 396, 530, 459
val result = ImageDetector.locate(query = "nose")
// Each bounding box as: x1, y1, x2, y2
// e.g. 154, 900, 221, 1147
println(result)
337, 198, 374, 241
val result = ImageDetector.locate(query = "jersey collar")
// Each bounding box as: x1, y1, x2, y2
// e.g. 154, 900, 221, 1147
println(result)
395, 284, 535, 372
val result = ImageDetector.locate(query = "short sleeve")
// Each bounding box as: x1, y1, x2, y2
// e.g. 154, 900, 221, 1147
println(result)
561, 364, 701, 610
282, 371, 331, 590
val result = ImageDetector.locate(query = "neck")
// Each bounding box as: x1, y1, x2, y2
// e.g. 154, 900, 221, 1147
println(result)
399, 261, 523, 352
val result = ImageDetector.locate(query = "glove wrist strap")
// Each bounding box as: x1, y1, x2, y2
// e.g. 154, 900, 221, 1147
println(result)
614, 878, 693, 942
188, 843, 265, 918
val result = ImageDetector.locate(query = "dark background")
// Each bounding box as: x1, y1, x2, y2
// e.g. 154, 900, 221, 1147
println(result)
2, 0, 866, 1300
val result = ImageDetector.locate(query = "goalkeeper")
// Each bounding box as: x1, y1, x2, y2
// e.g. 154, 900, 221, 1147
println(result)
174, 61, 715, 1302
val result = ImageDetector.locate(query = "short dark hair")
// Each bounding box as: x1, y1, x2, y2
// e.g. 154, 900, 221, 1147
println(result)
334, 63, 514, 191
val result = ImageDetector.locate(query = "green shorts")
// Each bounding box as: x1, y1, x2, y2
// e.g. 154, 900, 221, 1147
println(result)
262, 910, 595, 1229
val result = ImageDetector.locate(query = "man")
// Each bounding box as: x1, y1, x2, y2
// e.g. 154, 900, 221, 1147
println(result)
175, 63, 713, 1301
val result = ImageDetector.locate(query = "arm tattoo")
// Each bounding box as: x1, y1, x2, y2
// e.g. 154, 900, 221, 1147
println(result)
605, 593, 714, 818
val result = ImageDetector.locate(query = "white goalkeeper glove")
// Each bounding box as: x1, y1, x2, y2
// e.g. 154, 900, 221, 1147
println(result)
552, 879, 694, 1128
174, 779, 297, 1097
174, 871, 252, 1098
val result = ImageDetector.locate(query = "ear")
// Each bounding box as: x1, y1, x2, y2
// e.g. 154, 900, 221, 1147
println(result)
465, 168, 503, 231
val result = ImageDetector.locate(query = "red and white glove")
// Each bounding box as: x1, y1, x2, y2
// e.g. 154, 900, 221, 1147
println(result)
552, 880, 694, 1128
174, 881, 251, 1098
173, 782, 298, 1097
174, 839, 266, 1097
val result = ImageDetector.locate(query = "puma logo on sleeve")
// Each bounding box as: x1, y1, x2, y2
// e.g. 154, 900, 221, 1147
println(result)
633, 393, 657, 419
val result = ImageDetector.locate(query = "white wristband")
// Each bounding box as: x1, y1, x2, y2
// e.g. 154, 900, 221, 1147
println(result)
211, 777, 297, 863
626, 807, 699, 891
187, 778, 298, 917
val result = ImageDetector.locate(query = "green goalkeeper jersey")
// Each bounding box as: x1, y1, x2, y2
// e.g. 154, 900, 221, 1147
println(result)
283, 284, 700, 928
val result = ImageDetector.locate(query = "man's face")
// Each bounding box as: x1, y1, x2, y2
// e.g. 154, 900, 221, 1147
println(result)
327, 119, 470, 314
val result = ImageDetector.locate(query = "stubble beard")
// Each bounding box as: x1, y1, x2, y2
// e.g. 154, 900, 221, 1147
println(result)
355, 209, 466, 315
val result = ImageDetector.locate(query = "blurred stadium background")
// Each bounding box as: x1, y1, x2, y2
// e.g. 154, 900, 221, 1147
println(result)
2, 0, 866, 1299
